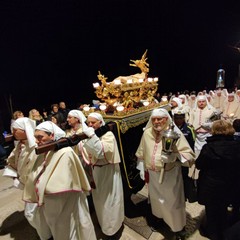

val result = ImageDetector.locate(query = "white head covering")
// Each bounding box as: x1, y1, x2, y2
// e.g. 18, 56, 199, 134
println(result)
144, 108, 171, 131
209, 90, 215, 97
36, 121, 66, 140
12, 117, 36, 148
88, 113, 105, 126
228, 92, 235, 97
222, 88, 228, 97
178, 94, 188, 105
171, 97, 183, 108
193, 95, 213, 110
68, 110, 86, 123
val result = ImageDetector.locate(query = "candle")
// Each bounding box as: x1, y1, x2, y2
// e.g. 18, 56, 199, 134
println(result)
114, 79, 121, 85
83, 106, 90, 112
116, 105, 124, 112
143, 101, 149, 106
93, 83, 100, 88
99, 104, 107, 111
161, 96, 168, 102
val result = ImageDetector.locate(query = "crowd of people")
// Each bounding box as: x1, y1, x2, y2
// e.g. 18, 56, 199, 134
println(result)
1, 88, 240, 240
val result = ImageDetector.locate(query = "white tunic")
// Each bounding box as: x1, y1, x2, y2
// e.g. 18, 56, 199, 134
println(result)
23, 147, 96, 240
135, 127, 195, 232
79, 131, 124, 236
4, 140, 37, 186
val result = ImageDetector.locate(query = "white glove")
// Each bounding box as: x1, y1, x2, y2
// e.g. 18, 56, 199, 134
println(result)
136, 159, 145, 180
83, 127, 95, 138
161, 152, 177, 163
201, 122, 213, 130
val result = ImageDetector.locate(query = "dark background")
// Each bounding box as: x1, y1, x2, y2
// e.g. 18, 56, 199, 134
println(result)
0, 0, 240, 130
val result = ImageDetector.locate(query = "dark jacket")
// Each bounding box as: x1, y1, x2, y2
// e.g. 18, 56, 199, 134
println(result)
196, 135, 240, 205
178, 123, 195, 150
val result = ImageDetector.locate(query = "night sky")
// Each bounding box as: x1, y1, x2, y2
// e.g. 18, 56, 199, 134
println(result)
0, 0, 240, 127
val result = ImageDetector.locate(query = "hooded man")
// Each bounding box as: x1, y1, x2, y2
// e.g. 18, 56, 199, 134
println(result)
23, 121, 96, 240
135, 108, 195, 240
3, 117, 37, 188
79, 112, 124, 239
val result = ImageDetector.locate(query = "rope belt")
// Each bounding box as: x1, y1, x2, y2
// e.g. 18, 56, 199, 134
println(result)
93, 163, 110, 168
164, 162, 176, 171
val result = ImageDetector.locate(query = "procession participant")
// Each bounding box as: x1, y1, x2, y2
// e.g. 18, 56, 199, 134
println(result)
178, 94, 191, 122
212, 89, 226, 111
206, 94, 214, 107
2, 117, 40, 229
65, 109, 87, 153
169, 97, 183, 117
188, 95, 217, 180
79, 113, 124, 239
188, 91, 197, 109
188, 95, 216, 158
135, 108, 195, 240
65, 109, 86, 136
208, 90, 215, 105
235, 89, 240, 101
23, 121, 96, 240
10, 110, 25, 146
222, 92, 240, 123
3, 117, 37, 189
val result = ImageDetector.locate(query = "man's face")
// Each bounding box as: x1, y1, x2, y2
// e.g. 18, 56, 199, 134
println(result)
151, 116, 168, 132
34, 130, 54, 146
59, 102, 66, 109
197, 100, 207, 109
87, 116, 102, 130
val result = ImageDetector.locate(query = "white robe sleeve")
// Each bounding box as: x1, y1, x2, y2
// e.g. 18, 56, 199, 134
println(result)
83, 135, 104, 159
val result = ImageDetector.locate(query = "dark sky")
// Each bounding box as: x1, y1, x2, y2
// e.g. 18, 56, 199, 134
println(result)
0, 0, 240, 123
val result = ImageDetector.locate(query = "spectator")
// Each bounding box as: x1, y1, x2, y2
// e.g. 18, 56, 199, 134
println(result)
58, 101, 70, 122
50, 112, 66, 130
196, 120, 240, 240
28, 108, 44, 126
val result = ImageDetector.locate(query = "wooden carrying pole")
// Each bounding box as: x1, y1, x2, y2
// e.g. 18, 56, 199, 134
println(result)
35, 122, 115, 155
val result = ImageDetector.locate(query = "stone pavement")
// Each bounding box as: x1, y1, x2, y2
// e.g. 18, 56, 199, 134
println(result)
0, 169, 209, 240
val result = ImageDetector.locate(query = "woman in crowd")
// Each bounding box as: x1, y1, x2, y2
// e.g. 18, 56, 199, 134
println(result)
29, 108, 44, 126
196, 119, 240, 240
